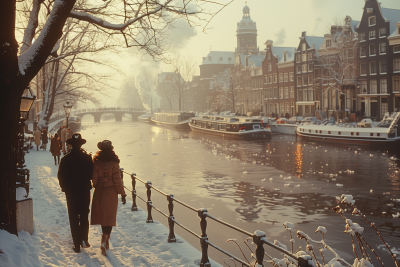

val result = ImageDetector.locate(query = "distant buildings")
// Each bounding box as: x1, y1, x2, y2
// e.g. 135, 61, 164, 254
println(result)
162, 0, 400, 122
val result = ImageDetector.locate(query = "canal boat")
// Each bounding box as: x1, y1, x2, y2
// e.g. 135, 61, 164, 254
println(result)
138, 113, 153, 122
189, 115, 272, 140
269, 117, 303, 135
151, 111, 195, 129
296, 112, 400, 145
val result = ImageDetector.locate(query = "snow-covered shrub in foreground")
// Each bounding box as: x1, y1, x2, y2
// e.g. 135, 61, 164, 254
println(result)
224, 194, 398, 267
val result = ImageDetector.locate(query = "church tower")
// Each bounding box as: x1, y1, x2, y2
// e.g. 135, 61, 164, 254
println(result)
236, 3, 259, 55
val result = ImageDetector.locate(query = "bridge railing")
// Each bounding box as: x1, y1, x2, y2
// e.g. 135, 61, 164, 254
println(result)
117, 168, 312, 267
73, 107, 146, 114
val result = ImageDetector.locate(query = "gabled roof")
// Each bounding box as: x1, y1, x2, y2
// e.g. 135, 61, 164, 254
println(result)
381, 8, 400, 36
201, 51, 235, 66
271, 46, 296, 63
305, 35, 325, 51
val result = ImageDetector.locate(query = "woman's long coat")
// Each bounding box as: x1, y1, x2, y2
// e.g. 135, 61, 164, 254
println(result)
33, 130, 41, 146
90, 160, 126, 226
50, 137, 62, 156
41, 132, 48, 144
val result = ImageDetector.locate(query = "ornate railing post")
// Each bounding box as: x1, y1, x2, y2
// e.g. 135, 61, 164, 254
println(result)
297, 257, 310, 267
198, 208, 211, 267
167, 194, 176, 243
130, 173, 138, 211
145, 181, 153, 223
252, 231, 265, 267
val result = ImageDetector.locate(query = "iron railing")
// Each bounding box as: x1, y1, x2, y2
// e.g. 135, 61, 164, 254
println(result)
118, 168, 312, 267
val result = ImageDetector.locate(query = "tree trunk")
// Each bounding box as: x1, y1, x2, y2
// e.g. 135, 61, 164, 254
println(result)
0, 0, 21, 235
0, 0, 77, 235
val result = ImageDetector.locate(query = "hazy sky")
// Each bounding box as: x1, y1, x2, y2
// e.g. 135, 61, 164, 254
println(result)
89, 0, 400, 107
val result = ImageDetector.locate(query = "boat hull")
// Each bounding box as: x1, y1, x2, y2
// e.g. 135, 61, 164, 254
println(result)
151, 119, 190, 130
269, 124, 297, 135
296, 131, 400, 146
190, 125, 271, 140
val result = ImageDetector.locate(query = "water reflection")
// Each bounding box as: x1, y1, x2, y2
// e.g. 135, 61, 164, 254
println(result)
192, 133, 400, 221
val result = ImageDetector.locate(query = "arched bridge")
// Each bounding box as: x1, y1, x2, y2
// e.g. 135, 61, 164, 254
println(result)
73, 108, 145, 123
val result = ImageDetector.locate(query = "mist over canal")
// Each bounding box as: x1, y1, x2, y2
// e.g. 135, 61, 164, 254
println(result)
79, 116, 400, 265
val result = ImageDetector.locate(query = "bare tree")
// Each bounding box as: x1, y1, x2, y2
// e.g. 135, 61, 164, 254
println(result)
0, 0, 232, 235
212, 67, 242, 113
116, 77, 144, 110
136, 68, 159, 114
36, 19, 115, 128
171, 54, 197, 111
317, 16, 358, 114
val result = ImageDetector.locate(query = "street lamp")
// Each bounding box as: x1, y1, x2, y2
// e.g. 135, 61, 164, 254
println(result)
63, 101, 72, 128
16, 86, 36, 198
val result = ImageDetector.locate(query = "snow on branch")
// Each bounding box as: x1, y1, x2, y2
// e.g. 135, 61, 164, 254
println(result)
69, 5, 163, 31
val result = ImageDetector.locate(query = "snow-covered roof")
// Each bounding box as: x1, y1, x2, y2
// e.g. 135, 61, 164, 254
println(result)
238, 54, 264, 68
305, 35, 325, 51
350, 20, 360, 32
381, 8, 400, 37
201, 51, 235, 65
271, 46, 296, 63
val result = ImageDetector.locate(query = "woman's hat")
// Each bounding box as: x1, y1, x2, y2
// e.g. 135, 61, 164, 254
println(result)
66, 133, 86, 146
97, 140, 113, 150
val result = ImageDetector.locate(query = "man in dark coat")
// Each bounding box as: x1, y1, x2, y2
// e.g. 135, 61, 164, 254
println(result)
57, 133, 93, 253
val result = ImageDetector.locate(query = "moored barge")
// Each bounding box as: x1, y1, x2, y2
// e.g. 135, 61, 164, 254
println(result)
296, 112, 400, 145
151, 112, 195, 129
189, 115, 272, 140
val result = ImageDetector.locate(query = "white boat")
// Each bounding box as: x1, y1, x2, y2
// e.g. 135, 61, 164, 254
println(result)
138, 113, 153, 122
189, 115, 272, 140
295, 112, 400, 146
151, 111, 195, 129
269, 117, 303, 135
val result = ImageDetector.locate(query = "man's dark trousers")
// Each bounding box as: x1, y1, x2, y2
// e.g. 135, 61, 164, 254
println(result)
65, 190, 90, 247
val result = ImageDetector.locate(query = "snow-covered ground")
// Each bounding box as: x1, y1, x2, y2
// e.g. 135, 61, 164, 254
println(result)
0, 149, 222, 267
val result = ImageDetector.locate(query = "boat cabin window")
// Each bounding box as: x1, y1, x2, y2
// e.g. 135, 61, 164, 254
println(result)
212, 123, 218, 129
377, 133, 380, 136
253, 125, 260, 130
219, 124, 226, 130
370, 133, 373, 136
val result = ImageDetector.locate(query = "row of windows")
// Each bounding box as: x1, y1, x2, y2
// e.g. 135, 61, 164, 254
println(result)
295, 52, 314, 63
265, 73, 294, 84
360, 43, 387, 56
360, 28, 386, 41
360, 58, 400, 75
264, 87, 295, 99
297, 88, 315, 102
268, 102, 294, 115
296, 74, 314, 87
360, 77, 400, 94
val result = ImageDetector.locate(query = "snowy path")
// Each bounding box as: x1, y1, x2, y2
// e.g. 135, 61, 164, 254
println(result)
0, 149, 222, 267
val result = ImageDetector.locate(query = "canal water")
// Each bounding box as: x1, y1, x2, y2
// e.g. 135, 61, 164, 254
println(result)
79, 116, 400, 265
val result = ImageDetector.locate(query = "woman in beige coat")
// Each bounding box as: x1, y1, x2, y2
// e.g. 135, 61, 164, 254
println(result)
91, 140, 126, 256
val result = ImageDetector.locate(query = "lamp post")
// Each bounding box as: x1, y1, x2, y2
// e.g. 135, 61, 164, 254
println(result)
16, 86, 36, 198
63, 101, 72, 128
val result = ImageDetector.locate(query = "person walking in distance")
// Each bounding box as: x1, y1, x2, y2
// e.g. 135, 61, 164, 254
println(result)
33, 127, 41, 151
57, 133, 93, 253
91, 140, 126, 256
41, 128, 48, 151
60, 126, 67, 154
50, 133, 62, 165
65, 128, 73, 152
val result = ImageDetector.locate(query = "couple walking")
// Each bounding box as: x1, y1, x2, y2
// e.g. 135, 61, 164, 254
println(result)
57, 133, 127, 255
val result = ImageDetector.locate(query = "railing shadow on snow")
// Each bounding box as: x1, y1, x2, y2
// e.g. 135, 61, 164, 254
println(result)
117, 168, 312, 267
